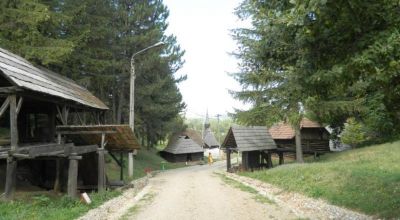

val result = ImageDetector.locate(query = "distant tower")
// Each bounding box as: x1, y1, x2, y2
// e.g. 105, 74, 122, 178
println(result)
202, 110, 220, 149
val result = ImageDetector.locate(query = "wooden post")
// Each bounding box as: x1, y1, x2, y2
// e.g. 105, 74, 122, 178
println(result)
120, 152, 124, 181
67, 153, 80, 199
266, 152, 273, 168
4, 95, 18, 200
278, 152, 284, 165
128, 152, 134, 178
226, 149, 231, 172
98, 133, 106, 192
53, 133, 62, 192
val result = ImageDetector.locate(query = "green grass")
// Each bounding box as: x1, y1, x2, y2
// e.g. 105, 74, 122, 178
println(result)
240, 141, 400, 218
106, 148, 187, 181
0, 190, 121, 220
215, 172, 274, 204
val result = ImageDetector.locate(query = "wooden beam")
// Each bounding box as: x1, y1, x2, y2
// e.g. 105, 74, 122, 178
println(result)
70, 145, 98, 155
16, 97, 23, 115
56, 130, 116, 135
0, 97, 10, 118
98, 133, 106, 192
0, 86, 22, 94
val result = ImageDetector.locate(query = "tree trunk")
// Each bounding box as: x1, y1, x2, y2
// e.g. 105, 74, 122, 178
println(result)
294, 125, 304, 163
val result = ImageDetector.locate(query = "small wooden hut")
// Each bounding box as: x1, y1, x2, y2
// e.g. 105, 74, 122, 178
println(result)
222, 126, 277, 171
161, 132, 204, 162
268, 118, 330, 154
0, 48, 139, 200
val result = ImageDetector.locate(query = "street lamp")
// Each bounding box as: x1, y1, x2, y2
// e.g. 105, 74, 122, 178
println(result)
128, 41, 165, 178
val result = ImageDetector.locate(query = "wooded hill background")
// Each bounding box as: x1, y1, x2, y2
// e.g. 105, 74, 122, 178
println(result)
0, 0, 186, 148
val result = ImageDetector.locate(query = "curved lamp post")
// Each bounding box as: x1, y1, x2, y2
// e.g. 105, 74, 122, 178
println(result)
128, 41, 165, 178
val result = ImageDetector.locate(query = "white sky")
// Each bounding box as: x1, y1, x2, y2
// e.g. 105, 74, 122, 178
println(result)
163, 0, 250, 119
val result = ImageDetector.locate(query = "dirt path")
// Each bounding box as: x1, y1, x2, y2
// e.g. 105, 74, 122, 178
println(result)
121, 162, 298, 220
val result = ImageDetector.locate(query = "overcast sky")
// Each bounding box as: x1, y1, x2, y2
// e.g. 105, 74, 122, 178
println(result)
163, 0, 250, 119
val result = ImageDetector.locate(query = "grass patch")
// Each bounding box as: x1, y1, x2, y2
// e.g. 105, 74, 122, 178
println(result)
240, 141, 400, 218
215, 172, 273, 204
0, 190, 121, 220
107, 148, 187, 182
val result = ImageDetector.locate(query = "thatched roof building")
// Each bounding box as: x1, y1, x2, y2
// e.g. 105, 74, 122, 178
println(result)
161, 130, 204, 162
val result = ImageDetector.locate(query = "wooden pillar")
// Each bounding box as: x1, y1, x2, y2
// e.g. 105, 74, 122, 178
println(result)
53, 133, 62, 192
120, 152, 124, 181
266, 152, 273, 168
4, 95, 18, 200
128, 152, 134, 178
226, 149, 231, 172
67, 153, 81, 199
98, 133, 106, 192
278, 152, 284, 165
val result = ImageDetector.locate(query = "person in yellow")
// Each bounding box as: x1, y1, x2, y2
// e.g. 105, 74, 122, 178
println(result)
208, 152, 213, 165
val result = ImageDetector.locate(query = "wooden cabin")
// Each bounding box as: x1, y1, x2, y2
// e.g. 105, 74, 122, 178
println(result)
222, 126, 277, 171
0, 48, 140, 200
161, 132, 204, 163
268, 118, 330, 154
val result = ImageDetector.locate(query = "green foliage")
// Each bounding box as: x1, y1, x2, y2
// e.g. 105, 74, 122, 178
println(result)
341, 118, 368, 147
240, 141, 400, 218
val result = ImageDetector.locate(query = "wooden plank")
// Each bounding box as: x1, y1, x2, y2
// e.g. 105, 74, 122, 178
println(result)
71, 145, 98, 155
0, 86, 22, 94
16, 97, 23, 114
0, 96, 10, 118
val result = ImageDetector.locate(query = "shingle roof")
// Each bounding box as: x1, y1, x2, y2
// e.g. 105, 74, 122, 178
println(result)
163, 135, 204, 154
269, 118, 324, 139
222, 126, 277, 152
0, 48, 108, 110
203, 128, 220, 148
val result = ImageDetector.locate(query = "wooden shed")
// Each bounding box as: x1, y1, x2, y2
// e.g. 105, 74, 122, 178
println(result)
222, 126, 277, 171
0, 48, 139, 200
268, 118, 330, 154
160, 134, 204, 163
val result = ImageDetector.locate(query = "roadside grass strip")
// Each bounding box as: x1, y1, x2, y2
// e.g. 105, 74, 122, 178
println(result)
215, 172, 274, 204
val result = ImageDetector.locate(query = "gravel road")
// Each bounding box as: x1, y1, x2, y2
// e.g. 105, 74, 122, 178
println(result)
123, 162, 298, 220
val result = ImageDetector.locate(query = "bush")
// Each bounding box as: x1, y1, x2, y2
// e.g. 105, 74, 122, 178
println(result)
341, 118, 368, 147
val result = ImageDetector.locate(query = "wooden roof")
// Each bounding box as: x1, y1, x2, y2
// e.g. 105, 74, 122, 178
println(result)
269, 118, 325, 140
56, 125, 140, 151
222, 126, 277, 152
180, 129, 203, 146
163, 136, 204, 154
0, 48, 108, 110
203, 128, 220, 148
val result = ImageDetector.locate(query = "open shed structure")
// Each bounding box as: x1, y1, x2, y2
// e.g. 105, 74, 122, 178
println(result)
161, 132, 204, 163
222, 126, 277, 171
0, 48, 139, 200
269, 118, 330, 156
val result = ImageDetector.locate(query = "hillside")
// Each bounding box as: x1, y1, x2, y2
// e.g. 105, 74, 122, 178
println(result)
107, 148, 186, 181
241, 141, 400, 219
